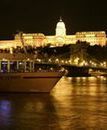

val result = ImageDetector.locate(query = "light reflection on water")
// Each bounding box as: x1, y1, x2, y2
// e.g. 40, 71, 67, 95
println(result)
0, 77, 107, 129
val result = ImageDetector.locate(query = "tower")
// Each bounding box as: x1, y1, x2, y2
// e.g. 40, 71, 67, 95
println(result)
56, 17, 66, 36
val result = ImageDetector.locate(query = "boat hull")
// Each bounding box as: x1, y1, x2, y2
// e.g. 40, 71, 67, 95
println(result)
0, 71, 64, 92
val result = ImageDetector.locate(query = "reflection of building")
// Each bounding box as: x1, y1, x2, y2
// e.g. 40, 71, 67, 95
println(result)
0, 18, 106, 48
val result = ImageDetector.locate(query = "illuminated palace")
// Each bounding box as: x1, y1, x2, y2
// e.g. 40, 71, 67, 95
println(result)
0, 18, 107, 48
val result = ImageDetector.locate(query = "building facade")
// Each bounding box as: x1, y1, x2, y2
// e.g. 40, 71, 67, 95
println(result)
0, 18, 106, 49
76, 31, 106, 46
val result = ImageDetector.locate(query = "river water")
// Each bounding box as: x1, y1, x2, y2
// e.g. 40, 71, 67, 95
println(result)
0, 77, 107, 130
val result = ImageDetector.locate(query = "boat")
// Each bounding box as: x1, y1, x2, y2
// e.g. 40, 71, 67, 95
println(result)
0, 71, 64, 93
0, 58, 64, 92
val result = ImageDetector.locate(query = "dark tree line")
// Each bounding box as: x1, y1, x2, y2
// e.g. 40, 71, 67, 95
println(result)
87, 45, 107, 61
1, 41, 107, 62
25, 42, 107, 62
36, 44, 71, 59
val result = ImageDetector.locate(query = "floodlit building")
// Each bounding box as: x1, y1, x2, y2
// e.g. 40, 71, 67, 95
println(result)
76, 31, 107, 46
0, 18, 106, 48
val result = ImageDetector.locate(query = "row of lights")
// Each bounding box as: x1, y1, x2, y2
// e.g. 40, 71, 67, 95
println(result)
1, 57, 107, 68
36, 58, 107, 68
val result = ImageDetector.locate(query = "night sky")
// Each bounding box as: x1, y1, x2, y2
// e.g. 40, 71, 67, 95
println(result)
0, 0, 107, 39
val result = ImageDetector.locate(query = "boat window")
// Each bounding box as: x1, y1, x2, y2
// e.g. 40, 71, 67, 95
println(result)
1, 61, 8, 72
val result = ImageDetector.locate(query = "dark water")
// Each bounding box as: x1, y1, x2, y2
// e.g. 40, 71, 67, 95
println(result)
0, 77, 107, 130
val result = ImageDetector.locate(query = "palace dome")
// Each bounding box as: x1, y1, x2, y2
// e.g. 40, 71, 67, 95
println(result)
56, 18, 65, 28
56, 18, 66, 36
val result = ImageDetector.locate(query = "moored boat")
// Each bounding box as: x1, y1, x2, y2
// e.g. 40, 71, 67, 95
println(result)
0, 55, 64, 92
0, 71, 64, 92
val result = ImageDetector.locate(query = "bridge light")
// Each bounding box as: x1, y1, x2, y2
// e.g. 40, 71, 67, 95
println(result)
74, 58, 79, 65
61, 60, 64, 64
84, 62, 88, 66
103, 62, 106, 67
55, 59, 59, 63
68, 60, 71, 64
65, 61, 68, 64
48, 59, 52, 62
36, 59, 41, 62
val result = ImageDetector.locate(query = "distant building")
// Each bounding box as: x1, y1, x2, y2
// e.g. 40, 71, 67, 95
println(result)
76, 31, 106, 46
0, 18, 106, 48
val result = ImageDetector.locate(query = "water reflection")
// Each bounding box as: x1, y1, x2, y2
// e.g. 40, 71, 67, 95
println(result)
0, 100, 12, 126
0, 94, 62, 130
0, 77, 107, 129
52, 77, 107, 129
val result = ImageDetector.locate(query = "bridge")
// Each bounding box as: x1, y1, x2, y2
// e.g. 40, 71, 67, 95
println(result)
34, 58, 107, 77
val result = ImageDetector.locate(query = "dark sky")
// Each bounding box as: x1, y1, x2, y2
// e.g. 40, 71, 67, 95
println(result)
0, 0, 107, 39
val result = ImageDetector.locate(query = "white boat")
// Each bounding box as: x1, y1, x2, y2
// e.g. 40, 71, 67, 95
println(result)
0, 71, 64, 92
0, 53, 65, 92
